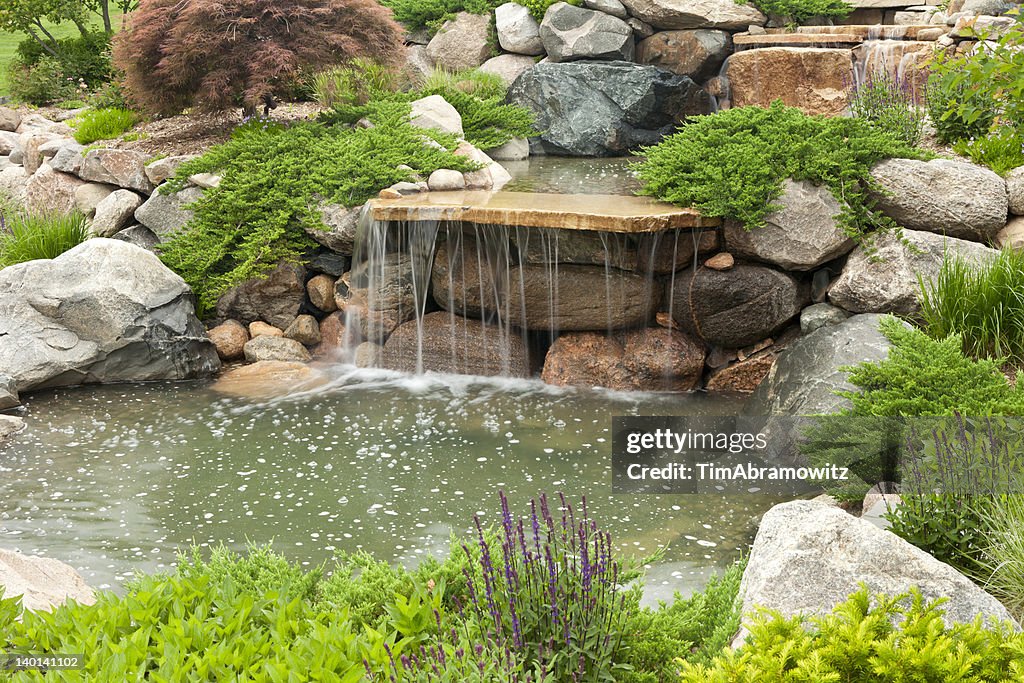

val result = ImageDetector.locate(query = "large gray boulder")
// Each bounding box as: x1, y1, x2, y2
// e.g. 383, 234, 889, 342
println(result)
671, 263, 808, 348
508, 60, 711, 156
134, 185, 204, 238
479, 54, 537, 87
870, 158, 1008, 242
540, 3, 635, 63
619, 0, 766, 29
0, 239, 219, 394
636, 29, 731, 81
495, 2, 545, 55
305, 203, 362, 255
0, 548, 95, 612
426, 12, 492, 72
723, 179, 855, 271
0, 165, 30, 204
745, 313, 897, 416
0, 107, 21, 132
381, 311, 531, 377
215, 261, 307, 330
91, 189, 144, 238
735, 500, 1019, 644
78, 148, 154, 195
829, 230, 998, 315
0, 374, 18, 410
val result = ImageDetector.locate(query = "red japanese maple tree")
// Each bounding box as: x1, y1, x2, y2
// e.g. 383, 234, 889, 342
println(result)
114, 0, 404, 116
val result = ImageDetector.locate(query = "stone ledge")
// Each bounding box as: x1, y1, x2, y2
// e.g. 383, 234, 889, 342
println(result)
369, 191, 717, 233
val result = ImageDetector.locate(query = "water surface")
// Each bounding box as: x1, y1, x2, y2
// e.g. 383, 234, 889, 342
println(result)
1, 369, 780, 603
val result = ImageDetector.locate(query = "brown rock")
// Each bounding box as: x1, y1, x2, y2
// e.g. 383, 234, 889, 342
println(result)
216, 261, 307, 330
243, 336, 312, 363
704, 252, 734, 270
542, 328, 706, 391
249, 321, 283, 338
637, 30, 732, 81
314, 311, 360, 358
335, 254, 419, 343
725, 47, 855, 116
24, 165, 87, 215
997, 216, 1024, 250
207, 320, 249, 360
21, 133, 58, 175
212, 361, 326, 399
705, 351, 776, 394
354, 341, 384, 368
670, 263, 808, 347
426, 12, 492, 72
284, 314, 321, 347
0, 107, 21, 132
78, 148, 154, 194
0, 549, 95, 613
380, 311, 531, 377
307, 274, 337, 313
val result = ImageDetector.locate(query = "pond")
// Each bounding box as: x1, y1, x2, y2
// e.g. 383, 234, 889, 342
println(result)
0, 367, 782, 604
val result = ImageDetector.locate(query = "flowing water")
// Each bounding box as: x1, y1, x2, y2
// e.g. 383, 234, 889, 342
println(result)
0, 370, 781, 603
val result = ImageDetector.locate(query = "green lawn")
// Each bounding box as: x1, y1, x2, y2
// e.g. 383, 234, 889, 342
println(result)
0, 13, 125, 98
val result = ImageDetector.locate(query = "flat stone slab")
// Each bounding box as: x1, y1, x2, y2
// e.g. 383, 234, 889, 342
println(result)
369, 191, 717, 233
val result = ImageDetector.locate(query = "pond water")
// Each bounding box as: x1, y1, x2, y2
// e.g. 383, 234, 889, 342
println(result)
504, 156, 643, 196
0, 368, 783, 603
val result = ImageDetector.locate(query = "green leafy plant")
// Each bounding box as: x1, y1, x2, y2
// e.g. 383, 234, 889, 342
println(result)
6, 56, 80, 106
736, 0, 851, 24
517, 0, 581, 21
919, 247, 1024, 364
0, 205, 90, 268
636, 101, 926, 238
850, 71, 925, 146
14, 31, 113, 88
422, 66, 507, 101
953, 126, 1024, 176
840, 316, 1024, 417
158, 115, 478, 316
680, 585, 1024, 681
72, 106, 137, 144
926, 15, 1024, 145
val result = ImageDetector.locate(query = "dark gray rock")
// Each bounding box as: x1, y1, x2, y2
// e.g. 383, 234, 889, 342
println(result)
800, 302, 850, 334
307, 251, 350, 277
540, 3, 635, 62
0, 239, 219, 394
508, 60, 711, 156
215, 261, 307, 331
745, 313, 897, 416
112, 225, 161, 252
670, 263, 808, 347
636, 29, 731, 81
305, 203, 362, 255
381, 311, 531, 377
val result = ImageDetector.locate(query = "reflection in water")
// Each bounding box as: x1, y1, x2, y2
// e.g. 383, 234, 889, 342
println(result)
0, 368, 782, 603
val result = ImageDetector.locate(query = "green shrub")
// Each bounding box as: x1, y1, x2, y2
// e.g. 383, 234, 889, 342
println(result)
518, 0, 582, 21
620, 561, 745, 682
679, 585, 1024, 681
72, 107, 138, 145
378, 0, 501, 32
952, 126, 1024, 176
6, 57, 80, 107
317, 551, 414, 627
0, 207, 90, 268
158, 114, 478, 315
925, 16, 1024, 145
87, 81, 130, 110
840, 316, 1024, 417
15, 32, 113, 88
423, 66, 507, 101
977, 494, 1024, 622
737, 0, 851, 24
850, 71, 924, 146
919, 247, 1024, 364
172, 542, 322, 603
635, 102, 925, 239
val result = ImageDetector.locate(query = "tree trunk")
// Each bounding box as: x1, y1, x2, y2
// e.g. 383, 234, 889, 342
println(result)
101, 0, 112, 33
29, 22, 61, 58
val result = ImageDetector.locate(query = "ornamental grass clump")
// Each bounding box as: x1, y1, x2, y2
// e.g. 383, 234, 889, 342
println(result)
461, 492, 636, 682
919, 247, 1024, 365
0, 205, 89, 268
635, 101, 926, 238
72, 107, 138, 145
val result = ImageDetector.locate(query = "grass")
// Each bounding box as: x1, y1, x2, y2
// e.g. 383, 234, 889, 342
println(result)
918, 247, 1024, 365
0, 12, 125, 98
0, 205, 90, 267
72, 106, 136, 143
977, 495, 1024, 622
